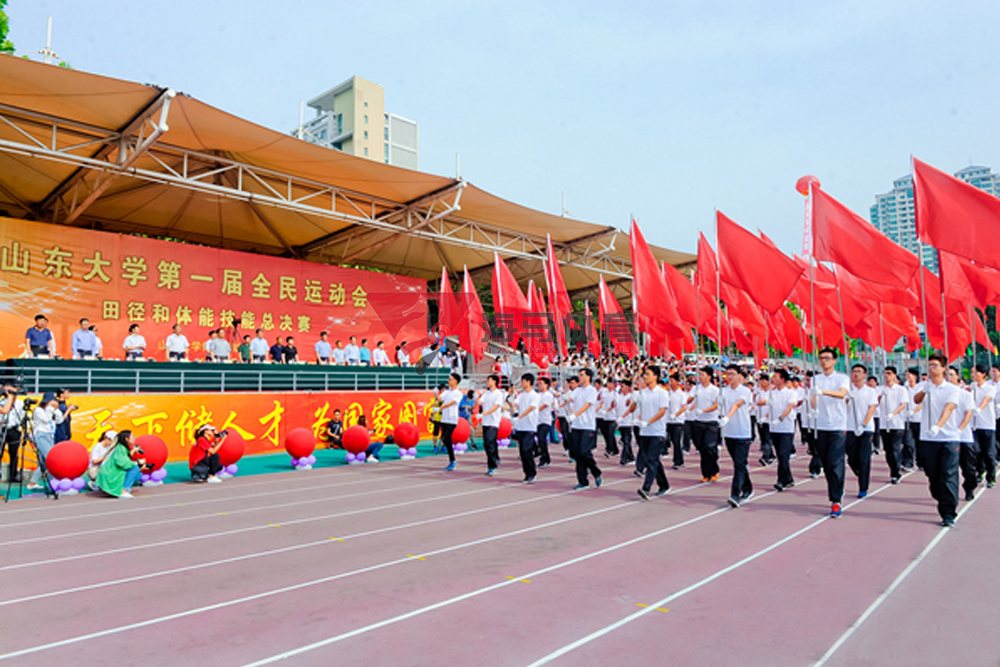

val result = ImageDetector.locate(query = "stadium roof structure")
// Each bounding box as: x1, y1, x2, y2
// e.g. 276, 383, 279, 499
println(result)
0, 56, 694, 308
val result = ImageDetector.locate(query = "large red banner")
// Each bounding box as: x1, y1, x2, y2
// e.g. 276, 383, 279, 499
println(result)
0, 217, 426, 360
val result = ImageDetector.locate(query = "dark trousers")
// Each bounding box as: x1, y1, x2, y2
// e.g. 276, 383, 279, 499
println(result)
882, 429, 904, 479
557, 417, 571, 452
516, 430, 538, 479
640, 435, 669, 493
570, 429, 601, 486
681, 421, 692, 452
691, 421, 720, 479
903, 422, 920, 469
633, 426, 646, 473
773, 432, 794, 487
667, 423, 684, 467
598, 419, 618, 456
483, 425, 499, 470
3, 427, 20, 480
920, 440, 960, 521
872, 418, 882, 453
815, 430, 846, 503
536, 423, 551, 465
758, 422, 773, 462
725, 437, 753, 500
960, 441, 980, 494
619, 425, 635, 464
846, 431, 873, 494
440, 422, 456, 463
975, 429, 996, 484
806, 427, 824, 476
191, 452, 223, 480
750, 416, 757, 443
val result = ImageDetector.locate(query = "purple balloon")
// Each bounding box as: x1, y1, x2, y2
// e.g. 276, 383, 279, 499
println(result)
225, 464, 238, 475
152, 468, 168, 481
307, 455, 317, 465
72, 477, 86, 491
356, 452, 366, 462
408, 448, 417, 457
57, 478, 72, 492
141, 473, 151, 483
290, 457, 299, 467
345, 453, 356, 462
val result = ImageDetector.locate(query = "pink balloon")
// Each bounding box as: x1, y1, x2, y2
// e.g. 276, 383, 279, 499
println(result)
795, 175, 821, 196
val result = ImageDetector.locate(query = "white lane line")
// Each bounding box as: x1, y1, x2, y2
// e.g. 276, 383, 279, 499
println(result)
811, 487, 983, 667
524, 475, 910, 666
0, 475, 738, 661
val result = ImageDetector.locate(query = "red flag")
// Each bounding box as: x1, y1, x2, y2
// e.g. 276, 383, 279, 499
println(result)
491, 253, 530, 350
720, 283, 767, 339
940, 250, 1000, 311
585, 301, 602, 358
813, 186, 919, 288
878, 303, 920, 352
765, 307, 796, 356
461, 266, 486, 363
598, 276, 638, 356
662, 262, 698, 329
696, 232, 718, 298
913, 157, 1000, 272
544, 236, 572, 358
439, 266, 458, 335
938, 249, 977, 306
630, 219, 685, 340
835, 264, 918, 310
717, 211, 801, 313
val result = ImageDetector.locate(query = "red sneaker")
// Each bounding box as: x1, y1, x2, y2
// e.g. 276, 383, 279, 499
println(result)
830, 503, 842, 518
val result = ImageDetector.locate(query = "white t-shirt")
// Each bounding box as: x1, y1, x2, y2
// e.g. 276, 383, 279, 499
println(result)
881, 384, 909, 431
814, 371, 850, 431
972, 381, 997, 430
691, 384, 719, 422
537, 390, 554, 426
721, 385, 753, 439
956, 388, 975, 444
920, 379, 962, 442
906, 382, 924, 424
668, 388, 687, 425
371, 348, 390, 366
683, 388, 696, 422
122, 334, 146, 353
480, 388, 505, 428
638, 385, 670, 437
515, 390, 540, 432
570, 384, 598, 431
165, 333, 189, 354
755, 387, 770, 422
618, 391, 635, 427
439, 388, 463, 425
769, 387, 798, 434
846, 384, 879, 433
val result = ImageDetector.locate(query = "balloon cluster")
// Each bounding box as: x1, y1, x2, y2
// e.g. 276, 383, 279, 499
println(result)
342, 425, 369, 465
134, 435, 169, 486
290, 454, 317, 468
140, 468, 169, 485
49, 476, 87, 494
498, 438, 511, 448
395, 422, 419, 460
45, 441, 89, 495
217, 432, 246, 478
286, 427, 317, 470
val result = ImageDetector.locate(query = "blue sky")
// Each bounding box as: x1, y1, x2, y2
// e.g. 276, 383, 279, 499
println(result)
8, 0, 1000, 258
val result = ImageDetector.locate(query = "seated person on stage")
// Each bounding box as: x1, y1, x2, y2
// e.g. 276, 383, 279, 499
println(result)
189, 424, 227, 483
283, 336, 299, 363
357, 415, 383, 462
96, 430, 148, 499
25, 314, 55, 358
269, 336, 284, 363
122, 323, 146, 360
326, 409, 344, 448
86, 429, 117, 491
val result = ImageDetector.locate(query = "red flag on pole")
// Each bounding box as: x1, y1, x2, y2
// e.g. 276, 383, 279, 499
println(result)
913, 157, 1000, 272
439, 266, 458, 335
598, 276, 638, 356
813, 186, 920, 288
585, 300, 602, 358
696, 232, 718, 298
461, 266, 486, 363
717, 211, 801, 313
544, 236, 572, 358
662, 262, 698, 329
491, 253, 529, 350
630, 219, 685, 340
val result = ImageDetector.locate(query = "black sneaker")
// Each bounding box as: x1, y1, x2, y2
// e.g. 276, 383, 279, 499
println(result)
727, 496, 741, 508
891, 476, 901, 484
740, 491, 754, 502
989, 481, 996, 489
773, 483, 784, 492
573, 484, 589, 490
784, 481, 795, 488
965, 490, 975, 501
633, 470, 643, 478
810, 472, 820, 479
539, 463, 550, 469
655, 488, 669, 497
523, 476, 536, 484
637, 488, 651, 501
672, 463, 684, 470
595, 475, 603, 488
941, 518, 955, 528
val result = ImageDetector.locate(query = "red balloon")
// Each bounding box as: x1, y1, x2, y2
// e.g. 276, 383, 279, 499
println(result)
46, 441, 89, 480
285, 427, 316, 459
394, 422, 419, 449
342, 425, 370, 454
134, 435, 168, 471
452, 418, 472, 444
217, 431, 246, 467
497, 417, 512, 441
795, 175, 821, 196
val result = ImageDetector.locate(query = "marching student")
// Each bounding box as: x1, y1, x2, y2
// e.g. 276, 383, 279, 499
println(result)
867, 376, 883, 455
811, 347, 850, 518
948, 366, 978, 502
667, 373, 687, 470
513, 373, 540, 484
768, 368, 799, 491
971, 365, 997, 488
846, 364, 879, 499
438, 373, 464, 471
914, 354, 962, 526
688, 366, 721, 483
595, 380, 619, 458
720, 365, 754, 507
903, 368, 923, 471
681, 377, 696, 455
536, 376, 554, 469
880, 366, 910, 484
616, 379, 636, 466
567, 368, 602, 489
631, 365, 670, 500
802, 372, 822, 479
556, 376, 579, 457
479, 374, 505, 476
755, 374, 774, 466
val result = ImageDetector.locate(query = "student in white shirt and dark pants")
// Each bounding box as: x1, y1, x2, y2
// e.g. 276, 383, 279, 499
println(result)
438, 373, 463, 471
688, 367, 721, 482
567, 368, 602, 489
536, 377, 554, 469
880, 366, 910, 483
630, 365, 670, 500
846, 364, 879, 499
971, 365, 997, 488
811, 348, 850, 518
514, 374, 540, 483
914, 354, 963, 526
479, 374, 505, 475
720, 365, 754, 507
768, 369, 798, 491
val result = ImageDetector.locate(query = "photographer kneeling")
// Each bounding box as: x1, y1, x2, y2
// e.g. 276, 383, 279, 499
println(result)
190, 425, 227, 483
96, 430, 147, 499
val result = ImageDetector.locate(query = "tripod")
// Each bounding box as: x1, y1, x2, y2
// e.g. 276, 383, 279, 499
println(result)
3, 408, 58, 503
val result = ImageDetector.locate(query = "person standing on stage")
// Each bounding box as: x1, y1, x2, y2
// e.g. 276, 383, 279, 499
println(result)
687, 366, 721, 483
880, 367, 909, 484
165, 323, 190, 361
360, 339, 372, 365
769, 368, 798, 491
249, 329, 268, 363
846, 364, 879, 499
71, 318, 97, 359
513, 373, 540, 483
438, 373, 463, 471
632, 365, 670, 500
720, 365, 754, 507
346, 336, 361, 365
567, 368, 602, 489
913, 354, 962, 526
536, 377, 554, 469
667, 373, 686, 470
480, 374, 505, 475
971, 365, 997, 489
25, 314, 55, 358
947, 366, 979, 502
269, 336, 284, 363
811, 347, 850, 518
314, 332, 332, 364
755, 374, 774, 467
122, 324, 146, 360
903, 368, 923, 471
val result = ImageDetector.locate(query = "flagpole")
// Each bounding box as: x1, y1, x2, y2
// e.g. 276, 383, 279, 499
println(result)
917, 244, 930, 377
938, 249, 950, 362
835, 274, 850, 363
878, 307, 885, 378
715, 213, 722, 367
971, 303, 977, 372
694, 269, 704, 364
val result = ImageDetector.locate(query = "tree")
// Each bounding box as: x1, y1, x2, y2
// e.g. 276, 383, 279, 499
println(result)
0, 1, 15, 54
